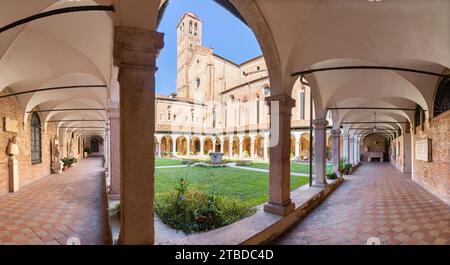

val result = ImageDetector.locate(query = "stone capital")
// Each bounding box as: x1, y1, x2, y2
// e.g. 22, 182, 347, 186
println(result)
265, 93, 295, 115
313, 119, 329, 130
331, 129, 341, 137
113, 26, 164, 69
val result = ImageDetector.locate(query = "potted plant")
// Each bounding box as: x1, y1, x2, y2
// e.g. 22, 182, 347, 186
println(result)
83, 148, 90, 158
61, 157, 70, 171
326, 172, 338, 180
344, 163, 353, 175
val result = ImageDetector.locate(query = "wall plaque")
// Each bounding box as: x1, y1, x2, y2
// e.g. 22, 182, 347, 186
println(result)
4, 117, 19, 133
415, 138, 432, 162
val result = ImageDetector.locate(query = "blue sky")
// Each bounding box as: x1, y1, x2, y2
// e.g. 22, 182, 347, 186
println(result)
156, 0, 262, 95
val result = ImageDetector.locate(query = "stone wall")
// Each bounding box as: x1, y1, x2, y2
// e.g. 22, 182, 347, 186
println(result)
413, 110, 450, 204
0, 91, 56, 195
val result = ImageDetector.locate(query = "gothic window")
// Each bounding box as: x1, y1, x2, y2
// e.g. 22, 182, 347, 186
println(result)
167, 106, 171, 120
194, 22, 198, 36
299, 89, 305, 120
196, 77, 200, 88
433, 76, 450, 117
189, 20, 193, 34
30, 112, 42, 165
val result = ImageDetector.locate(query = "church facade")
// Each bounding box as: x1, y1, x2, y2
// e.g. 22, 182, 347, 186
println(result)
155, 13, 333, 160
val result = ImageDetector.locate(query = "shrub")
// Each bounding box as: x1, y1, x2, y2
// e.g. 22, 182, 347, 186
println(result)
326, 172, 338, 180
182, 159, 200, 165
234, 160, 252, 167
61, 157, 77, 167
344, 163, 353, 174
155, 178, 256, 234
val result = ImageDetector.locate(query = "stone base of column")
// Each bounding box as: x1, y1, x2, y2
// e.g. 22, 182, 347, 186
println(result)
8, 157, 19, 192
263, 201, 295, 216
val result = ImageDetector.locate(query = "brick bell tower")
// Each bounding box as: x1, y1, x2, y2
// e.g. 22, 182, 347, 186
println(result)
176, 12, 202, 99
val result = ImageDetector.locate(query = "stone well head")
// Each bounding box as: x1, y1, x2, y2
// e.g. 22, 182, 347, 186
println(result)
209, 152, 224, 164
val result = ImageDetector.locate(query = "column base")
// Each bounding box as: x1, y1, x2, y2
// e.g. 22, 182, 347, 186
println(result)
263, 201, 295, 216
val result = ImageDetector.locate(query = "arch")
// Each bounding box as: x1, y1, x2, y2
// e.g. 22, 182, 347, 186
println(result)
433, 75, 450, 118
223, 137, 230, 156
232, 136, 240, 157
160, 135, 173, 156
190, 136, 201, 155
242, 136, 251, 157
300, 133, 314, 160
254, 135, 264, 158
204, 137, 213, 155
176, 136, 188, 156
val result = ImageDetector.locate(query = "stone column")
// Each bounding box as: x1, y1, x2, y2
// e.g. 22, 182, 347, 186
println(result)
229, 137, 233, 157
354, 139, 359, 163
238, 136, 243, 158
171, 136, 177, 156
250, 136, 256, 158
343, 135, 349, 163
263, 134, 269, 161
109, 103, 120, 197
349, 137, 354, 164
200, 137, 205, 157
114, 26, 164, 245
219, 137, 224, 153
331, 129, 341, 175
294, 137, 300, 160
263, 94, 295, 216
212, 139, 216, 153
313, 119, 329, 187
187, 136, 190, 157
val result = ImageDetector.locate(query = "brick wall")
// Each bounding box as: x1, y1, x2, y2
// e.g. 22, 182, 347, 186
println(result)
0, 91, 56, 195
413, 110, 450, 204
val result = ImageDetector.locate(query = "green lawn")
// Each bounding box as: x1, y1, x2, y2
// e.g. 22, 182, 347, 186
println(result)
155, 166, 308, 206
248, 162, 333, 174
155, 158, 184, 166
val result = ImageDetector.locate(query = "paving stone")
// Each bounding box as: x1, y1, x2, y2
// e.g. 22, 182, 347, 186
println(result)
0, 158, 109, 245
274, 163, 450, 245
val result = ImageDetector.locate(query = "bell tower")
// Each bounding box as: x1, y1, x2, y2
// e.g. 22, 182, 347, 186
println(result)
176, 13, 202, 98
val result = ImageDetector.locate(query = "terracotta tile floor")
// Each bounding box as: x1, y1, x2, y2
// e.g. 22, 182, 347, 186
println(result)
274, 163, 450, 245
0, 157, 110, 245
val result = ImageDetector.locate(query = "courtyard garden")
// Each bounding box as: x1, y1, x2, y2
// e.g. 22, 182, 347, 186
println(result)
154, 158, 309, 234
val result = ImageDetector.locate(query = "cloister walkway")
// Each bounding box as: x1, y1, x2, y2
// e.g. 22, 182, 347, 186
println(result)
0, 157, 110, 245
274, 163, 450, 245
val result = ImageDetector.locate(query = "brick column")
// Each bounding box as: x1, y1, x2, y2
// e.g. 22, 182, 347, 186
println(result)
108, 103, 120, 197
263, 94, 295, 216
331, 129, 341, 174
313, 119, 329, 187
114, 26, 164, 245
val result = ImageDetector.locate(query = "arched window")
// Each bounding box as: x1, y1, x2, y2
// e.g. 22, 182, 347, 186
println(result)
194, 22, 198, 36
30, 112, 42, 164
433, 76, 450, 117
189, 20, 193, 34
